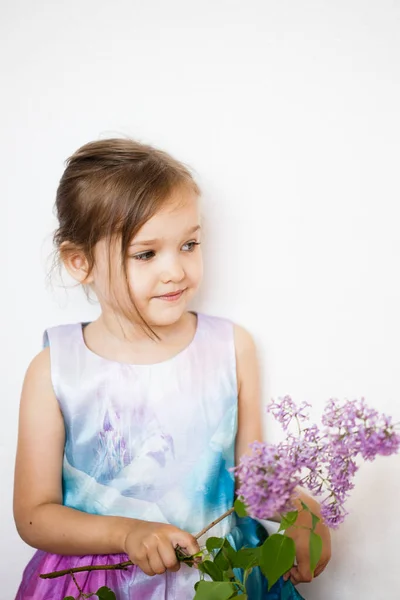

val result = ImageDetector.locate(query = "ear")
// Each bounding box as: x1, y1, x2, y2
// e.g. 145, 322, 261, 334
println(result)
60, 242, 94, 284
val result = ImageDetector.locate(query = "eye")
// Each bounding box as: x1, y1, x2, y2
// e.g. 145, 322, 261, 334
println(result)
182, 241, 201, 252
132, 250, 155, 261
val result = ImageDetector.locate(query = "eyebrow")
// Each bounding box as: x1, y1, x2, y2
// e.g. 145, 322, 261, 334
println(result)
130, 225, 201, 247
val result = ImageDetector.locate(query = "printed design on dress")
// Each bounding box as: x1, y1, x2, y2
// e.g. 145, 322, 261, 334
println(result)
95, 405, 175, 500
96, 410, 131, 482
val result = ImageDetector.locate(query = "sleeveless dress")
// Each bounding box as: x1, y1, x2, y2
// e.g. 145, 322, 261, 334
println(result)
16, 312, 305, 600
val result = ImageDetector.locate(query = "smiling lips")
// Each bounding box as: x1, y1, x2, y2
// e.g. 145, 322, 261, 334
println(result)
156, 289, 186, 302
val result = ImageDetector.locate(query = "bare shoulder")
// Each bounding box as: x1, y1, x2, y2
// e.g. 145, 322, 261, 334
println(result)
20, 348, 61, 430
233, 323, 258, 372
26, 346, 51, 373
17, 346, 63, 442
22, 347, 52, 395
233, 323, 257, 355
232, 323, 259, 391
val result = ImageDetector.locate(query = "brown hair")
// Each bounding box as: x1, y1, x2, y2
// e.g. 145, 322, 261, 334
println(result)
52, 137, 201, 338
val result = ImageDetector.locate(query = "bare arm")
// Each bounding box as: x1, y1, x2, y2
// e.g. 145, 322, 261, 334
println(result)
234, 324, 263, 466
234, 324, 316, 517
13, 347, 137, 555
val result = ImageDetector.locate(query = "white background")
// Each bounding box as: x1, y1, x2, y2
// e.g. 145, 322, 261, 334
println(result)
2, 1, 400, 598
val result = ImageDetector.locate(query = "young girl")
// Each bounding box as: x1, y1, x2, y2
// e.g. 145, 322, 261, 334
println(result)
13, 138, 330, 599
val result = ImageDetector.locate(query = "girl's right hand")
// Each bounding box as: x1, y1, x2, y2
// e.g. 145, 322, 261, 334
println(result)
123, 521, 200, 576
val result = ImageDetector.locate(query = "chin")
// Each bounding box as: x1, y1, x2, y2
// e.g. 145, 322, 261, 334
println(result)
144, 305, 188, 328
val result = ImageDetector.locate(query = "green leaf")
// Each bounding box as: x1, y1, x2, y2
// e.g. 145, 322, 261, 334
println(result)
234, 498, 248, 518
278, 510, 298, 532
198, 561, 209, 574
232, 547, 260, 569
309, 531, 323, 575
198, 559, 224, 581
222, 539, 237, 561
193, 580, 236, 600
215, 538, 237, 564
300, 500, 309, 512
96, 587, 117, 600
222, 568, 235, 581
311, 512, 320, 532
214, 548, 231, 571
286, 510, 299, 523
206, 536, 225, 552
260, 534, 296, 590
63, 597, 75, 600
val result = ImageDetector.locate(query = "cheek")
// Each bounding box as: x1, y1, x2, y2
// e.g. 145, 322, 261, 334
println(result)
126, 262, 155, 296
191, 253, 204, 284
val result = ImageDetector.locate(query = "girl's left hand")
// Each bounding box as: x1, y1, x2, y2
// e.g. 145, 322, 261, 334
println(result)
283, 496, 332, 585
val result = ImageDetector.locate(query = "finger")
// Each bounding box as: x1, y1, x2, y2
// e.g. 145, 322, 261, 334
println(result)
290, 566, 313, 584
289, 567, 301, 586
139, 556, 156, 577
175, 533, 200, 557
158, 541, 181, 572
290, 568, 304, 586
314, 560, 328, 577
148, 547, 167, 575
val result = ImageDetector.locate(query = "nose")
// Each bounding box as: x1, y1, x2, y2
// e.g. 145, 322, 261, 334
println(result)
160, 253, 185, 284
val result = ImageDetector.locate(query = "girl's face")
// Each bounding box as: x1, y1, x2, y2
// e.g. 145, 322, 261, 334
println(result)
92, 187, 203, 328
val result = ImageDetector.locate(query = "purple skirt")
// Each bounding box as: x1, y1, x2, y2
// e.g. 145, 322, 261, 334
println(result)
15, 550, 199, 599
15, 521, 306, 599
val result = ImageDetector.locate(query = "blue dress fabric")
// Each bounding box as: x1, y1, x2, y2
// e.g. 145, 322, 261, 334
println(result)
230, 517, 305, 599
16, 312, 305, 599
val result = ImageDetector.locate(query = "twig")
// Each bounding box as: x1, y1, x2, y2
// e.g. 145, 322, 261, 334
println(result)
194, 507, 235, 540
40, 506, 236, 580
70, 571, 84, 596
40, 561, 132, 579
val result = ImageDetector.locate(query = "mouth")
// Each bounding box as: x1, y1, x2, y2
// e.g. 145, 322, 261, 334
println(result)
155, 289, 186, 302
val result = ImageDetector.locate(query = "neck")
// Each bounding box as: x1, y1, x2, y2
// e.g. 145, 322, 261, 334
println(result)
96, 310, 192, 346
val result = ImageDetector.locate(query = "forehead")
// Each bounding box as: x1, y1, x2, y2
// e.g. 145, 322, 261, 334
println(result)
134, 188, 200, 240
93, 188, 200, 263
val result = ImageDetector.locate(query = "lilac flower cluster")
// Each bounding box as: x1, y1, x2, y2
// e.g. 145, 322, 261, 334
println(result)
232, 441, 300, 519
232, 396, 400, 528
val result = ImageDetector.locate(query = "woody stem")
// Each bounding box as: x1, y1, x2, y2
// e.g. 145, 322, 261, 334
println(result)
40, 506, 235, 580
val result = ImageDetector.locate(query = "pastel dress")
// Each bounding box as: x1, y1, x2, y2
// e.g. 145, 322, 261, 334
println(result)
16, 313, 305, 600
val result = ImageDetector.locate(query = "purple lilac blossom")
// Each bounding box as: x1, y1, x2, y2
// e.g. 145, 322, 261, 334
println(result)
233, 441, 301, 519
233, 396, 400, 529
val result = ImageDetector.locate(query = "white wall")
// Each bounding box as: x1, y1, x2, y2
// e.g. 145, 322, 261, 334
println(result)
2, 0, 400, 598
